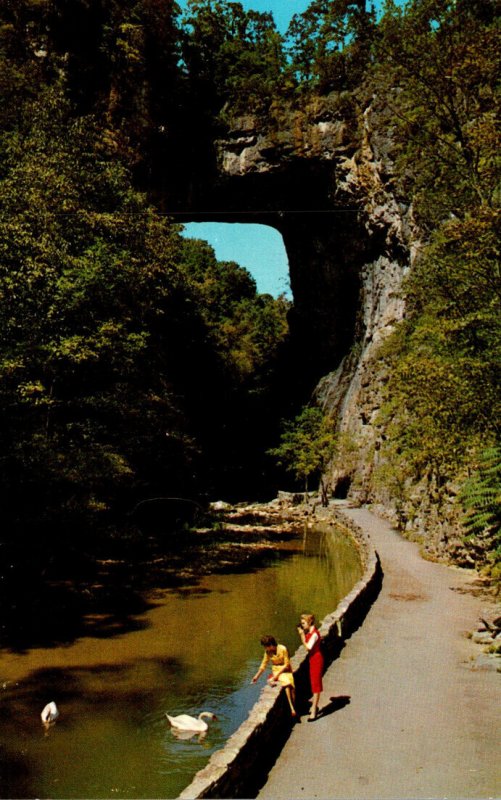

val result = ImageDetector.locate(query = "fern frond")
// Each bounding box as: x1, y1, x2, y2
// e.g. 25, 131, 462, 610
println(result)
460, 445, 501, 538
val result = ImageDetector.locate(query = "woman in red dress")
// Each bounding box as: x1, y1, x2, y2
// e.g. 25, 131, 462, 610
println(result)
297, 613, 324, 721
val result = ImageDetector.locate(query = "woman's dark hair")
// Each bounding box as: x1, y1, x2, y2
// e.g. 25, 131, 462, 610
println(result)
260, 635, 277, 647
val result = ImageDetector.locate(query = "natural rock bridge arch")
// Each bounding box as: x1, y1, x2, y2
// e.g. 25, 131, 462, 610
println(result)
157, 98, 411, 399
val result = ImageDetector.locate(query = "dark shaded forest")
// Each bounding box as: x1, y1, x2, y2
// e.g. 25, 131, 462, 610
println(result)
0, 0, 499, 599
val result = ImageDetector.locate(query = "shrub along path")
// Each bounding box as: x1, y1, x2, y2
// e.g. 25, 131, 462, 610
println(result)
257, 506, 501, 799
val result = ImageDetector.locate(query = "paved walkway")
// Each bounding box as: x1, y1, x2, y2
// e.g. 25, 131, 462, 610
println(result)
258, 507, 501, 799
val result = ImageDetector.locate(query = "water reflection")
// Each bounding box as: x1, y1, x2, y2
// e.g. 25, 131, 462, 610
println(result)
0, 524, 361, 799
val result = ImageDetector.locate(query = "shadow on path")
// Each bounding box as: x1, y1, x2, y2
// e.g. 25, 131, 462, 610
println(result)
318, 695, 351, 719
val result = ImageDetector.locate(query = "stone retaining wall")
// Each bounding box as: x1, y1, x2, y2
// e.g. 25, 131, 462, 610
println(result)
178, 508, 382, 800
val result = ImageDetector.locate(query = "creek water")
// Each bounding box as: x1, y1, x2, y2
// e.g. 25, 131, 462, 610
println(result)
0, 523, 361, 799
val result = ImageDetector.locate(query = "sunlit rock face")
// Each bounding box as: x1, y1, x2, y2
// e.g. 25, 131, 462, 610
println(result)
163, 92, 418, 498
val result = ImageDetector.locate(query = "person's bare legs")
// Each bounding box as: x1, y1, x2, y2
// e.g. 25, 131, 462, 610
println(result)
285, 686, 297, 717
309, 691, 321, 720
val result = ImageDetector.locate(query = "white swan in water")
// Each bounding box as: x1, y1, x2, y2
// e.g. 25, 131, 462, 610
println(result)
165, 711, 217, 732
41, 701, 59, 724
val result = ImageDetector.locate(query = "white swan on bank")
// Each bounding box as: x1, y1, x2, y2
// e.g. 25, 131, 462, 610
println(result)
165, 711, 217, 733
41, 701, 59, 725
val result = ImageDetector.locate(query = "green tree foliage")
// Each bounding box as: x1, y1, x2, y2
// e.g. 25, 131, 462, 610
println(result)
2, 0, 183, 168
379, 207, 500, 489
372, 1, 500, 574
0, 81, 291, 539
180, 0, 287, 117
286, 0, 376, 93
375, 0, 500, 230
268, 406, 337, 503
0, 86, 198, 534
0, 0, 50, 133
172, 236, 292, 497
179, 238, 290, 382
